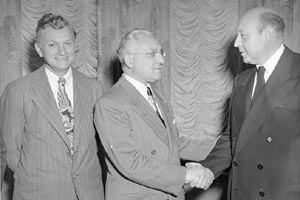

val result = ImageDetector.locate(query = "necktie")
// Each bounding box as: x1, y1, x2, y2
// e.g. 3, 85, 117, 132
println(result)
147, 87, 165, 127
252, 66, 265, 105
58, 77, 74, 154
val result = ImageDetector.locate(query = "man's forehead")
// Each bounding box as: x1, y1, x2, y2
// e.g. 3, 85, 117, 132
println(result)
237, 14, 258, 32
132, 35, 160, 50
41, 26, 75, 40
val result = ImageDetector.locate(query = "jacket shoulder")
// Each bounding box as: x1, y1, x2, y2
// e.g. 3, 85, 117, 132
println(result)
290, 51, 300, 77
99, 79, 131, 109
3, 71, 34, 94
73, 69, 102, 94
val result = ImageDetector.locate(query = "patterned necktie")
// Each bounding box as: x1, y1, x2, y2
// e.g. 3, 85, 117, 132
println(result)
252, 66, 265, 105
147, 87, 165, 127
58, 77, 74, 154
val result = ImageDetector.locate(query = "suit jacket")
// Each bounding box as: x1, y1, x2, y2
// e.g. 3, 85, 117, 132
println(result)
94, 75, 187, 200
201, 47, 300, 200
0, 66, 104, 200
0, 126, 6, 188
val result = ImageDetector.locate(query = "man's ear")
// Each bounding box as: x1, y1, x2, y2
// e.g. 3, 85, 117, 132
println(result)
34, 42, 43, 58
262, 27, 273, 43
124, 55, 133, 69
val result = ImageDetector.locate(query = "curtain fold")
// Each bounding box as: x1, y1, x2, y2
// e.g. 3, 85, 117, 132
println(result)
170, 0, 235, 142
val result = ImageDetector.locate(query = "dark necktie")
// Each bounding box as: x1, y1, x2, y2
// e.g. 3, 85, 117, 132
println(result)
58, 77, 74, 154
252, 66, 265, 105
147, 87, 165, 127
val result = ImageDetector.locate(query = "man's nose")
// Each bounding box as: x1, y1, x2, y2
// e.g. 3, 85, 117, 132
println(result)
58, 45, 66, 55
234, 35, 240, 48
156, 53, 165, 64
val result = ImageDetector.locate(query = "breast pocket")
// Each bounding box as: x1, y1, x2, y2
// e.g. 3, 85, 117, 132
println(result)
279, 104, 300, 110
273, 103, 300, 130
278, 92, 300, 110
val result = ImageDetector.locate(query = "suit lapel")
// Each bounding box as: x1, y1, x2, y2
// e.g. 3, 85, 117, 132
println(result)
120, 77, 169, 145
30, 66, 70, 147
154, 91, 171, 129
233, 68, 256, 130
154, 91, 179, 161
72, 70, 91, 149
235, 47, 296, 155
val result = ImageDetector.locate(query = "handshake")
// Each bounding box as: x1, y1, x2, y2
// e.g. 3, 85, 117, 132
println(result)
185, 162, 214, 190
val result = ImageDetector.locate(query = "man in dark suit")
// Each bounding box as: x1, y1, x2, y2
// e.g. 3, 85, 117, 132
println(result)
0, 13, 104, 200
197, 7, 300, 200
94, 30, 214, 200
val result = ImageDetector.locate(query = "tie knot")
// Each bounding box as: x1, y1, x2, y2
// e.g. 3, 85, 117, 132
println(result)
58, 77, 66, 86
257, 66, 265, 74
256, 66, 265, 83
147, 87, 153, 97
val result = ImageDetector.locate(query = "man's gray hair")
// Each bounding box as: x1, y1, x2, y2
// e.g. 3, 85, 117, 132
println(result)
258, 10, 285, 34
117, 29, 154, 66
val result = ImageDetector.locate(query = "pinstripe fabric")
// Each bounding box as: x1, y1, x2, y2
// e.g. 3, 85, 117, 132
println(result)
0, 66, 104, 200
94, 75, 186, 200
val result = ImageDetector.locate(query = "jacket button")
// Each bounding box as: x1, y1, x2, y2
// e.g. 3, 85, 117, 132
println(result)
66, 151, 71, 157
232, 161, 238, 166
257, 164, 263, 169
266, 137, 272, 143
73, 174, 79, 179
151, 150, 157, 155
259, 191, 265, 197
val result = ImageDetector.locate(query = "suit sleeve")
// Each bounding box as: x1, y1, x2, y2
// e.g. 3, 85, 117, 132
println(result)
94, 97, 186, 196
199, 125, 231, 178
0, 82, 24, 172
199, 77, 239, 178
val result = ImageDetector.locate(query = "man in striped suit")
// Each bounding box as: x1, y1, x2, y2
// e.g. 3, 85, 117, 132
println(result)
0, 13, 104, 200
94, 30, 214, 200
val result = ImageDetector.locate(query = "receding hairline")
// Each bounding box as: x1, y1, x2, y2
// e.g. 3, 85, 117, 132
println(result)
117, 29, 158, 65
239, 7, 284, 33
245, 7, 277, 17
126, 30, 156, 47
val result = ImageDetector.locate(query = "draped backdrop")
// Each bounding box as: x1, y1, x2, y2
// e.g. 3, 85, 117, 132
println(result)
1, 0, 300, 199
1, 0, 300, 167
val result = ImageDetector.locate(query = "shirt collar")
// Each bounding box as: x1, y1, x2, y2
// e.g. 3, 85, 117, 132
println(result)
45, 65, 73, 86
123, 73, 150, 100
256, 44, 284, 76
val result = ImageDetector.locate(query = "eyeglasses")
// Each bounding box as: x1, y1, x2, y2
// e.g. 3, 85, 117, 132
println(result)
131, 49, 166, 58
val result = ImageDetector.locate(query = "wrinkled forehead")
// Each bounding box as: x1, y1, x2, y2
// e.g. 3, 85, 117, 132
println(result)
237, 13, 259, 33
40, 26, 75, 42
131, 34, 161, 52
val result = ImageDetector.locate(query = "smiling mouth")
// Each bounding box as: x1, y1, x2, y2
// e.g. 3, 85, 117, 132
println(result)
55, 57, 68, 61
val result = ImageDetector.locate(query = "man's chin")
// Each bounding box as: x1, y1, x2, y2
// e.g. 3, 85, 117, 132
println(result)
152, 75, 162, 82
242, 57, 251, 64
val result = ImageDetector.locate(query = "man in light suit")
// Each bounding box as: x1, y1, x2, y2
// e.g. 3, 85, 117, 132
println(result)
198, 7, 300, 200
0, 13, 104, 200
94, 30, 214, 200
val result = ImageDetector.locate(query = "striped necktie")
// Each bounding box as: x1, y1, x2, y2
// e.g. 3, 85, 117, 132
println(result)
58, 77, 74, 154
147, 87, 165, 127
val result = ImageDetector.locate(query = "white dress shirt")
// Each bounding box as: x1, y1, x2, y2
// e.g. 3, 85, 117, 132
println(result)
124, 73, 163, 116
45, 66, 74, 107
252, 44, 285, 97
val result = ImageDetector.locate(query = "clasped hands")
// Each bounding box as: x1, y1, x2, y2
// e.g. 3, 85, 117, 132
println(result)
185, 162, 214, 190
